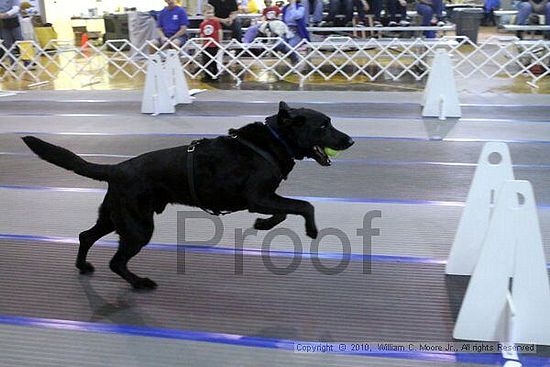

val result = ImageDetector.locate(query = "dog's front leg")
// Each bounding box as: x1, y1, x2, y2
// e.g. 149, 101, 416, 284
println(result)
254, 214, 287, 230
248, 193, 318, 239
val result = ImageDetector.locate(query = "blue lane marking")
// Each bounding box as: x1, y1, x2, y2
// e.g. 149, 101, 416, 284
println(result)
3, 184, 550, 210
10, 131, 550, 145
0, 184, 463, 206
0, 314, 548, 366
3, 108, 550, 124
3, 233, 550, 270
3, 151, 550, 169
0, 233, 445, 264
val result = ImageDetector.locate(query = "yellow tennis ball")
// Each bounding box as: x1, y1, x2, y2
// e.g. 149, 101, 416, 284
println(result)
324, 147, 340, 158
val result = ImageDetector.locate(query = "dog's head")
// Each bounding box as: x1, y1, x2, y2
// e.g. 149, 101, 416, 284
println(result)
268, 101, 354, 166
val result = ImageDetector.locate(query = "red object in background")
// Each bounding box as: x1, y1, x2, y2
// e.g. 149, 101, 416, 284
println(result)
81, 33, 89, 49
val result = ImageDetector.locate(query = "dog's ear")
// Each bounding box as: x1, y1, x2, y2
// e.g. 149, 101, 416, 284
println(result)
277, 101, 291, 126
278, 101, 290, 112
277, 102, 305, 128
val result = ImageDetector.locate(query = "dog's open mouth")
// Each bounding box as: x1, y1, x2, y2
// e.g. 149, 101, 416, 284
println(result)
312, 146, 332, 166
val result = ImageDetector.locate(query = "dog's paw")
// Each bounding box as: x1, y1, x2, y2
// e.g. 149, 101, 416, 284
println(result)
254, 217, 274, 230
132, 278, 158, 290
77, 262, 95, 274
306, 227, 318, 239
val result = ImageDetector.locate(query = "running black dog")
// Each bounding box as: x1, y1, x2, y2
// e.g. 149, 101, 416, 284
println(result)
22, 102, 354, 289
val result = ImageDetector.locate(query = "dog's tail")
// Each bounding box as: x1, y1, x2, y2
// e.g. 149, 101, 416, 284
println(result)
22, 136, 113, 181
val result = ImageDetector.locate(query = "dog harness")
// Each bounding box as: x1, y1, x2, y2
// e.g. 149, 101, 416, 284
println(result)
186, 135, 286, 216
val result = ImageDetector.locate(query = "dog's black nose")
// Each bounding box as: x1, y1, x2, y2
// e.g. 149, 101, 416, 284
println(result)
346, 137, 355, 147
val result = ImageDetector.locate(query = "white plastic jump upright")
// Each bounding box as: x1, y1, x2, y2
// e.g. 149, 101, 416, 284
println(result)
446, 142, 514, 275
446, 142, 550, 345
422, 49, 462, 120
141, 51, 193, 115
141, 54, 175, 115
453, 180, 550, 345
165, 50, 192, 105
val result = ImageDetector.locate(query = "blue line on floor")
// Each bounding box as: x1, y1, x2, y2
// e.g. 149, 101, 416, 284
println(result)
0, 232, 446, 265
0, 184, 464, 206
3, 109, 550, 124
3, 184, 550, 210
3, 233, 550, 270
0, 314, 547, 366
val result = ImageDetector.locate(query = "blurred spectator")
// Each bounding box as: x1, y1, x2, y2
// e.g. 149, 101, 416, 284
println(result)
263, 0, 282, 20
150, 0, 189, 51
416, 0, 444, 38
355, 0, 383, 26
387, 0, 410, 26
516, 0, 550, 39
324, 0, 354, 26
0, 0, 22, 53
352, 0, 369, 25
242, 0, 282, 42
199, 4, 222, 80
482, 0, 499, 25
282, 0, 310, 43
307, 0, 324, 25
278, 0, 309, 63
209, 0, 242, 40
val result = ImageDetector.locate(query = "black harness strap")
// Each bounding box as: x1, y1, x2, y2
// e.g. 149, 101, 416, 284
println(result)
187, 140, 229, 216
232, 135, 285, 180
186, 135, 287, 216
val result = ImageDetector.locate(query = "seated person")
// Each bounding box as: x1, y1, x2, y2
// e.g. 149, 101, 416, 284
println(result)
307, 0, 324, 25
354, 0, 383, 27
482, 0, 500, 26
242, 0, 281, 42
208, 0, 242, 40
263, 0, 282, 20
416, 0, 444, 38
278, 0, 310, 63
282, 0, 310, 45
0, 0, 23, 53
323, 0, 354, 26
387, 0, 411, 26
150, 0, 189, 51
516, 0, 550, 38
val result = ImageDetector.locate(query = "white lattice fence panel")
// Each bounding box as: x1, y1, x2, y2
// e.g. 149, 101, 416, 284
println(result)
1, 36, 548, 87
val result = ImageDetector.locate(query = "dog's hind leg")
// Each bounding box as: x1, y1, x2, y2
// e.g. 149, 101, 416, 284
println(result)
109, 209, 156, 290
77, 200, 114, 274
254, 214, 287, 230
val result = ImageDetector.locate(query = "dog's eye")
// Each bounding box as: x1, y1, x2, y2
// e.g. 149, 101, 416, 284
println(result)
320, 122, 329, 129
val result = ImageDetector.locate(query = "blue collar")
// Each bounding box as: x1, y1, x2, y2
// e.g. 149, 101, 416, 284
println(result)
265, 122, 295, 159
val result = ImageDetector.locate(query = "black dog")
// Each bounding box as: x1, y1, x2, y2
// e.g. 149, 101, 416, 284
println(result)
22, 102, 354, 289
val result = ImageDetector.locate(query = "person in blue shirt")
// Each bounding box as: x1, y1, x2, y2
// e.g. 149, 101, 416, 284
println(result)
275, 0, 310, 65
151, 0, 189, 51
282, 0, 310, 46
